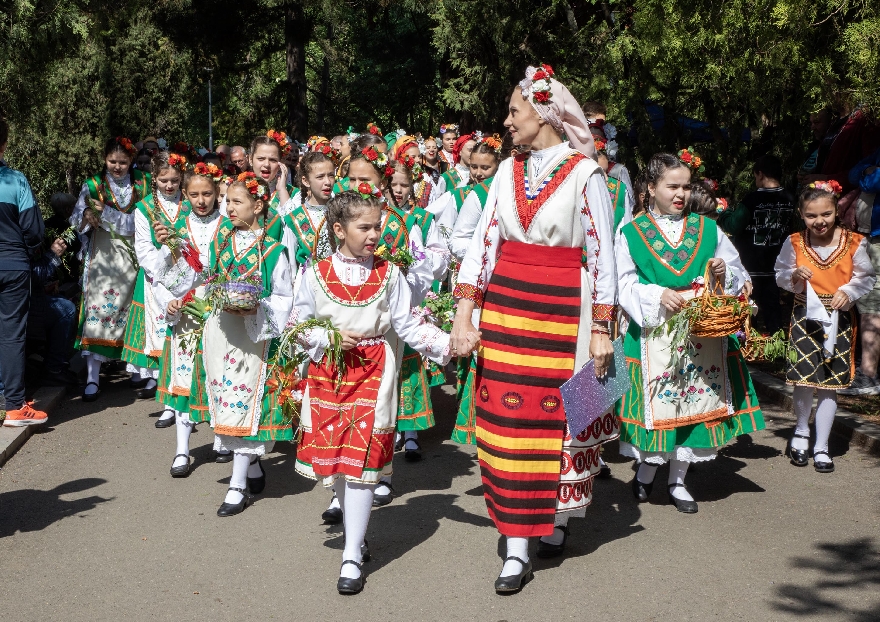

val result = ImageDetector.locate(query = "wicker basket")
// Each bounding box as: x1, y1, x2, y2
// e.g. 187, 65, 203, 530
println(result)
690, 264, 750, 338
218, 281, 262, 312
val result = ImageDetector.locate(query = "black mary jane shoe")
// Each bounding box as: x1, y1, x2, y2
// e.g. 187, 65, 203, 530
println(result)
135, 384, 158, 400
214, 451, 234, 464
81, 382, 101, 403
372, 482, 394, 507
494, 556, 534, 593
667, 483, 699, 514
342, 538, 372, 562
786, 433, 810, 467
170, 454, 191, 478
536, 526, 569, 559
631, 473, 654, 502
129, 376, 149, 389
155, 411, 176, 429
337, 561, 365, 595
217, 487, 251, 517
598, 462, 612, 479
404, 439, 422, 463
813, 450, 835, 473
247, 457, 266, 495
322, 495, 343, 524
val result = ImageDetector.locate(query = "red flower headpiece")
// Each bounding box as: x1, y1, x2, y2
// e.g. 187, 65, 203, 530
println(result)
235, 171, 271, 202
398, 154, 424, 181
167, 153, 187, 169
355, 181, 384, 202
266, 129, 292, 157
715, 197, 729, 214
115, 136, 137, 157
192, 162, 224, 183
439, 124, 459, 136
358, 146, 394, 181
452, 134, 477, 164
808, 180, 843, 197
478, 133, 503, 153
367, 122, 382, 136
528, 64, 554, 104
594, 138, 607, 153
677, 147, 705, 175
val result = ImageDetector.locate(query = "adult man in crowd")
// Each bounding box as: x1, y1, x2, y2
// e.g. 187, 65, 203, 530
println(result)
230, 146, 249, 172
0, 117, 49, 427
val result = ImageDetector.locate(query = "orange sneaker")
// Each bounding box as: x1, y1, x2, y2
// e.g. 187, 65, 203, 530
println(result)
2, 402, 48, 427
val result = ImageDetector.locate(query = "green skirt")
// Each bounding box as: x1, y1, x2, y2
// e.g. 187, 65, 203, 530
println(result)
397, 345, 435, 432
450, 356, 477, 445
121, 270, 159, 370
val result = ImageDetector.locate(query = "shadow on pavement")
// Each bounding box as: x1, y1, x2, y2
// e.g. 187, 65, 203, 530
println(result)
770, 537, 880, 620
0, 478, 112, 539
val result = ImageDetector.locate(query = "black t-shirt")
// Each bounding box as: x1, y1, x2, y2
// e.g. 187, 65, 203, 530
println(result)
728, 187, 798, 275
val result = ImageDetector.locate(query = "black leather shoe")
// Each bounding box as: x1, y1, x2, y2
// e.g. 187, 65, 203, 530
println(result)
394, 436, 405, 452
155, 411, 176, 428
135, 385, 157, 400
598, 462, 612, 479
322, 495, 343, 524
631, 473, 654, 502
337, 561, 365, 595
217, 487, 250, 517
215, 451, 234, 463
404, 439, 422, 463
786, 433, 810, 467
342, 537, 372, 562
668, 484, 698, 513
813, 450, 835, 473
247, 457, 266, 495
536, 526, 569, 559
81, 382, 101, 403
129, 376, 149, 389
372, 482, 394, 507
170, 454, 191, 478
494, 556, 534, 593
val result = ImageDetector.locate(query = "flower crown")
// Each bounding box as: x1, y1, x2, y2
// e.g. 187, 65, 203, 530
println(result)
678, 147, 705, 175
366, 122, 382, 136
439, 124, 459, 135
522, 64, 555, 105
192, 162, 224, 183
808, 180, 843, 197
266, 129, 292, 158
398, 154, 424, 181
167, 153, 188, 170
235, 172, 270, 202
307, 135, 329, 150
477, 133, 503, 153
355, 181, 385, 202
716, 197, 729, 214
357, 146, 395, 180
116, 136, 137, 157
702, 178, 720, 192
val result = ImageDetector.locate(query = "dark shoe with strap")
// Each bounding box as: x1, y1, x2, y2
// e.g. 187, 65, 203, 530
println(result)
372, 482, 394, 507
135, 384, 157, 400
155, 411, 176, 428
170, 454, 191, 478
217, 487, 251, 517
667, 483, 698, 514
631, 472, 654, 502
247, 457, 266, 495
536, 526, 569, 559
786, 433, 810, 467
129, 376, 149, 389
813, 450, 835, 473
494, 556, 534, 593
598, 463, 612, 479
322, 494, 343, 524
404, 439, 422, 463
394, 436, 405, 452
81, 382, 101, 403
214, 451, 234, 463
337, 561, 365, 595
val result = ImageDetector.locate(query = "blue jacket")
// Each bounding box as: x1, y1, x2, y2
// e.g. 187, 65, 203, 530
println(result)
0, 163, 44, 270
850, 149, 880, 237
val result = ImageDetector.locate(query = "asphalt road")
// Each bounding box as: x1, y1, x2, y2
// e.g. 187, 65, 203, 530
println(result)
1, 369, 879, 622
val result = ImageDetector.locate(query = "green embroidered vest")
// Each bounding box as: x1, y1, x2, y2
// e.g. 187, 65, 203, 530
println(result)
380, 205, 417, 253
607, 177, 628, 232
210, 219, 285, 297
85, 170, 151, 215
282, 200, 326, 268
135, 195, 192, 249
440, 168, 462, 192
452, 177, 493, 213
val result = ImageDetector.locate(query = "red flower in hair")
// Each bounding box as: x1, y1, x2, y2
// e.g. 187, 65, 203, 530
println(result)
533, 69, 547, 81
358, 182, 372, 195
541, 63, 554, 77
364, 146, 378, 160
534, 91, 551, 103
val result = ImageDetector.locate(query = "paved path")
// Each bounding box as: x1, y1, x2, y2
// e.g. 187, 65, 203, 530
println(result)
1, 371, 879, 621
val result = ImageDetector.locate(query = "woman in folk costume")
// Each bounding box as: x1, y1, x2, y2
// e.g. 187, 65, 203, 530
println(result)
451, 64, 619, 592
775, 181, 875, 473
437, 123, 459, 169
72, 137, 151, 402
202, 173, 294, 516
292, 190, 451, 594
248, 131, 294, 240
120, 152, 188, 419
435, 133, 477, 197
616, 153, 764, 514
152, 163, 225, 476
420, 135, 448, 179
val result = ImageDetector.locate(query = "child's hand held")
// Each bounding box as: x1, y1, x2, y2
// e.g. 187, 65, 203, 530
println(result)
660, 288, 685, 313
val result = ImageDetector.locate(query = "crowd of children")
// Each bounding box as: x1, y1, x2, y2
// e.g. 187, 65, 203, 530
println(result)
27, 65, 873, 597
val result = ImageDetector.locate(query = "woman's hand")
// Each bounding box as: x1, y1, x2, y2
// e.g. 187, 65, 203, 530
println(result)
792, 266, 813, 285
50, 239, 68, 257
167, 299, 183, 315
590, 332, 614, 377
742, 280, 753, 298
81, 208, 101, 231
153, 222, 170, 244
338, 330, 364, 351
830, 290, 851, 310
451, 302, 481, 356
707, 257, 726, 280
660, 288, 686, 313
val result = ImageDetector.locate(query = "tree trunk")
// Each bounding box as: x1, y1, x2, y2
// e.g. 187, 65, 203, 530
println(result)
315, 30, 331, 134
285, 1, 309, 141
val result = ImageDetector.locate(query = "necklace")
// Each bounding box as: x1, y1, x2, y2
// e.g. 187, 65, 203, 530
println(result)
101, 172, 136, 212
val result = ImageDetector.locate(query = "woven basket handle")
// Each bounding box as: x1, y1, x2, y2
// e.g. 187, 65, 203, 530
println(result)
701, 262, 724, 301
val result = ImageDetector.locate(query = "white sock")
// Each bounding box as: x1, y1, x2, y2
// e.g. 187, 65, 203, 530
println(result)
247, 456, 263, 478
340, 481, 374, 579
375, 478, 392, 497
501, 536, 530, 577
539, 514, 570, 546
173, 412, 193, 467
404, 431, 419, 451
158, 408, 175, 422
224, 453, 250, 504
143, 378, 157, 391
85, 358, 101, 394
637, 462, 658, 484
813, 389, 837, 464
668, 459, 693, 502
792, 385, 813, 451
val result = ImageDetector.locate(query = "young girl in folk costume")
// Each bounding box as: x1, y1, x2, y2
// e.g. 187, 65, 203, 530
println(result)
154, 163, 225, 476
451, 65, 619, 592
292, 191, 451, 594
421, 135, 448, 178
280, 150, 336, 293
616, 153, 764, 514
333, 130, 387, 196
437, 123, 459, 168
203, 172, 294, 516
72, 137, 151, 402
446, 135, 503, 445
393, 136, 445, 217
436, 133, 477, 196
121, 152, 189, 417
775, 181, 875, 473
248, 130, 294, 240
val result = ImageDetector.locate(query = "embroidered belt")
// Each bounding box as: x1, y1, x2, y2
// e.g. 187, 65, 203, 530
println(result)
794, 292, 834, 310
356, 336, 385, 347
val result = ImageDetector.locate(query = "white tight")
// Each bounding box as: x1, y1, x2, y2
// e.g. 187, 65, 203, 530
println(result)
333, 479, 375, 579
792, 385, 837, 460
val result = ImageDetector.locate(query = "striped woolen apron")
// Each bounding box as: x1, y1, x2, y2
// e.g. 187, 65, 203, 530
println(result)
475, 241, 581, 538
